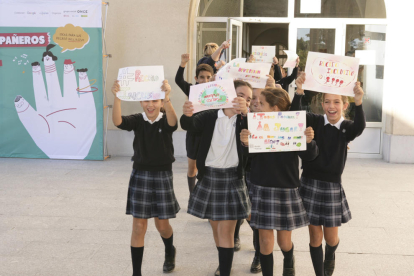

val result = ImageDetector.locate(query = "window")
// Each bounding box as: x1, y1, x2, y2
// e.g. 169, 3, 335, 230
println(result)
198, 0, 288, 17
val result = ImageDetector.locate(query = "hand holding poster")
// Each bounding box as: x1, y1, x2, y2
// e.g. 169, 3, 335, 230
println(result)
189, 79, 237, 113
117, 66, 164, 101
248, 111, 307, 153
216, 59, 271, 88
252, 46, 275, 63
283, 50, 299, 68
302, 52, 360, 97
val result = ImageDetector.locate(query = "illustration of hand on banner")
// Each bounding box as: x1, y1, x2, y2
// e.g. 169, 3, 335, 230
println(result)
14, 44, 97, 159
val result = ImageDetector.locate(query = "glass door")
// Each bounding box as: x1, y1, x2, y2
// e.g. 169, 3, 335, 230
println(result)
227, 18, 243, 61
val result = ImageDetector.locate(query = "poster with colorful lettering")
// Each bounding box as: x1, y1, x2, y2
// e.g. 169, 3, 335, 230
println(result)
0, 0, 103, 160
216, 59, 271, 88
189, 79, 237, 113
252, 46, 275, 63
302, 52, 360, 96
247, 111, 307, 153
116, 66, 164, 101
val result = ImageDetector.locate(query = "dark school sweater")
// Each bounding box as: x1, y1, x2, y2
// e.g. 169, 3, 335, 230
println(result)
180, 110, 245, 180
299, 95, 366, 183
243, 114, 319, 188
197, 56, 217, 73
175, 66, 192, 97
117, 113, 178, 171
274, 65, 298, 92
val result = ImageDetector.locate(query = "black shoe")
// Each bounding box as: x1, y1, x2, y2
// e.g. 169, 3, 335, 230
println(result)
324, 259, 335, 276
250, 255, 262, 273
163, 246, 176, 273
283, 255, 295, 276
214, 265, 220, 276
234, 237, 241, 252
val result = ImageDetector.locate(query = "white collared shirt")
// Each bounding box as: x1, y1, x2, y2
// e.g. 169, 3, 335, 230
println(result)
323, 114, 344, 129
205, 109, 239, 168
142, 112, 163, 124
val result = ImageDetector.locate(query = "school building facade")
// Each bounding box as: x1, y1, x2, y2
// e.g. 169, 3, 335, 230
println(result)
105, 0, 414, 163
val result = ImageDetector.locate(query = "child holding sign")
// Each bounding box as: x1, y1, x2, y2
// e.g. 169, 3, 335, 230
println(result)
240, 87, 318, 276
198, 39, 231, 73
295, 73, 365, 276
180, 80, 252, 276
111, 80, 180, 275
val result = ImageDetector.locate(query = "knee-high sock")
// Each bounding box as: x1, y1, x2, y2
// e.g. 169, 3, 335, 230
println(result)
310, 244, 324, 276
260, 252, 273, 276
131, 246, 144, 276
234, 219, 242, 239
247, 220, 260, 257
325, 241, 339, 261
218, 247, 234, 276
187, 175, 196, 193
161, 233, 174, 255
282, 243, 294, 268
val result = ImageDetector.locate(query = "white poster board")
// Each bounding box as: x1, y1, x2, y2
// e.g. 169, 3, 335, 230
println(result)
283, 50, 298, 68
117, 66, 164, 101
189, 79, 237, 113
248, 111, 307, 153
216, 60, 271, 88
302, 52, 360, 97
252, 46, 275, 63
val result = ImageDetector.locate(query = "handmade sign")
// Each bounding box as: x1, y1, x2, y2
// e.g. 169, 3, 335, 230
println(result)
216, 60, 271, 88
252, 46, 275, 63
117, 66, 164, 101
283, 50, 299, 68
248, 111, 307, 153
302, 52, 360, 97
189, 79, 237, 113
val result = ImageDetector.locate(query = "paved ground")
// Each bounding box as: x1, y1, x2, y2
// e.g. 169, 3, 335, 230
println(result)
0, 156, 413, 276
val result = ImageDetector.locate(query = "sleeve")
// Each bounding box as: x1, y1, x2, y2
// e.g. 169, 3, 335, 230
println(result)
305, 112, 320, 129
273, 64, 282, 82
198, 56, 217, 73
175, 66, 191, 97
116, 114, 142, 132
163, 116, 178, 133
345, 104, 366, 141
298, 140, 319, 161
180, 111, 211, 133
278, 67, 298, 88
290, 93, 303, 111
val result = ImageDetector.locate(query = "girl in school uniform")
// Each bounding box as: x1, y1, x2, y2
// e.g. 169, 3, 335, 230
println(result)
180, 80, 252, 276
294, 73, 365, 276
111, 80, 180, 276
240, 87, 319, 276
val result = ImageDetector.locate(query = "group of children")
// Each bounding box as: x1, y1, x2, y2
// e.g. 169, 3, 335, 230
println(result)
111, 39, 366, 276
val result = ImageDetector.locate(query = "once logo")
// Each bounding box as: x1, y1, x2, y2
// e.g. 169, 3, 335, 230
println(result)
311, 58, 357, 89
77, 10, 88, 13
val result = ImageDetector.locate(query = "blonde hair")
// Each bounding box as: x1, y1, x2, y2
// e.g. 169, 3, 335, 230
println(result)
203, 43, 219, 56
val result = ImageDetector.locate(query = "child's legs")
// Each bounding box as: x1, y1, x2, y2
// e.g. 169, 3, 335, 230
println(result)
323, 226, 339, 246
276, 230, 292, 252
187, 158, 197, 177
309, 225, 324, 247
259, 229, 274, 255
209, 220, 220, 247
131, 217, 148, 247
154, 217, 173, 239
217, 220, 237, 248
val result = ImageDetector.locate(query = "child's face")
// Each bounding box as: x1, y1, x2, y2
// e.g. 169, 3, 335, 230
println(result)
259, 94, 281, 112
140, 100, 163, 121
236, 85, 252, 108
321, 94, 349, 124
195, 71, 212, 84
250, 88, 263, 112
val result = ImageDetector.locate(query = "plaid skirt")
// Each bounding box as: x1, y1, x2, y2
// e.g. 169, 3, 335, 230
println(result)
188, 167, 251, 221
249, 183, 309, 231
299, 177, 352, 227
126, 169, 180, 219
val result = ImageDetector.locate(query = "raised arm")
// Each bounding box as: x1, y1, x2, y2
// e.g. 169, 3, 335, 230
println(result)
175, 54, 192, 96
298, 126, 319, 161
111, 80, 122, 127
273, 57, 282, 82
211, 39, 231, 62
161, 80, 178, 127
346, 82, 366, 141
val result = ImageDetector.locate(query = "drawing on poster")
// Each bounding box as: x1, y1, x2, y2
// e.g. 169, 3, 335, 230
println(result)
302, 52, 360, 97
248, 111, 307, 153
189, 79, 237, 113
252, 46, 275, 63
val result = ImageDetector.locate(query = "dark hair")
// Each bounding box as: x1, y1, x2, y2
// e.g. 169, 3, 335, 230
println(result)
195, 64, 214, 78
41, 44, 58, 62
77, 68, 88, 72
260, 87, 291, 111
31, 62, 40, 66
234, 79, 253, 91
